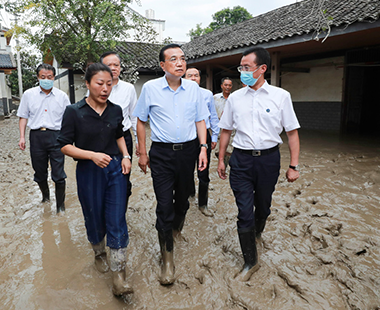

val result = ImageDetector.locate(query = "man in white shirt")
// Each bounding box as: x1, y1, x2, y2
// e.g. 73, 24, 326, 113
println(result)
214, 77, 234, 164
213, 77, 233, 118
17, 63, 71, 214
218, 47, 300, 281
100, 51, 138, 208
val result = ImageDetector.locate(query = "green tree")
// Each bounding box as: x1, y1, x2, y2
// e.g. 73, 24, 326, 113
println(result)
7, 52, 40, 96
5, 0, 158, 69
187, 6, 252, 40
187, 23, 213, 40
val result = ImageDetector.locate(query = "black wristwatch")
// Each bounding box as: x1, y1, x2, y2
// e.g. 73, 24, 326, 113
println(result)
200, 144, 208, 149
289, 164, 300, 171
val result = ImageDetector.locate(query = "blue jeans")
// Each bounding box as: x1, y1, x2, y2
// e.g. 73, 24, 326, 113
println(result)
76, 156, 129, 249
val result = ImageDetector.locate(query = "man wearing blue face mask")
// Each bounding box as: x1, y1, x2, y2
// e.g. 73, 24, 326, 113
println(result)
217, 47, 300, 281
17, 63, 71, 214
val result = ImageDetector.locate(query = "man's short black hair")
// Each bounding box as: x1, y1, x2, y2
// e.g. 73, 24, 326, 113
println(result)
99, 51, 121, 64
221, 77, 232, 84
242, 47, 271, 68
186, 67, 201, 75
159, 43, 182, 62
36, 63, 56, 77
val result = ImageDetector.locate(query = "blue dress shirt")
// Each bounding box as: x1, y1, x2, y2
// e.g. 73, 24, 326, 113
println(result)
133, 77, 210, 143
200, 87, 219, 143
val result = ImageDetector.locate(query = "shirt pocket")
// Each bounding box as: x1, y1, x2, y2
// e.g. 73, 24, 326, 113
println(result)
184, 102, 196, 121
259, 108, 281, 130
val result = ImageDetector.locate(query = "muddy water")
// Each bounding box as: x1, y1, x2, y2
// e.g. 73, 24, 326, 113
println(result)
1, 116, 379, 310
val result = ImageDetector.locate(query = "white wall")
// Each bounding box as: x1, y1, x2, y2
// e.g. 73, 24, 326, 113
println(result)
281, 56, 344, 102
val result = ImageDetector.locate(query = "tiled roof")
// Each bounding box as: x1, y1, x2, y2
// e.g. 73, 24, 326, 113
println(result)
0, 53, 16, 69
116, 41, 163, 71
182, 0, 380, 59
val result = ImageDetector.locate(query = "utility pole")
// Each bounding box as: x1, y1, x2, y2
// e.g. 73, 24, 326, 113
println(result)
14, 14, 23, 98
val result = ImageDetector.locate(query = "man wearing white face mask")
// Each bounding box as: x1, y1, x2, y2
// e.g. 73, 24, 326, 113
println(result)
17, 63, 71, 214
218, 47, 300, 281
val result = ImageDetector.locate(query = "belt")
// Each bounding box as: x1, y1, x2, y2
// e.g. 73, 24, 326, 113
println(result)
152, 138, 197, 151
235, 145, 278, 156
31, 127, 58, 132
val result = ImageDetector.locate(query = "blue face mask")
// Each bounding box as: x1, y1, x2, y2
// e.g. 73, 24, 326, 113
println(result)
240, 66, 262, 87
39, 79, 54, 90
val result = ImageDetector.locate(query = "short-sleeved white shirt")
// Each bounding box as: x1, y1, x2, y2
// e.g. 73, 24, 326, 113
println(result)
17, 86, 71, 130
108, 79, 137, 136
218, 81, 300, 150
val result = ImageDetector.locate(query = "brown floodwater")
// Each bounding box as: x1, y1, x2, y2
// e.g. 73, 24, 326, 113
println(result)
1, 116, 379, 309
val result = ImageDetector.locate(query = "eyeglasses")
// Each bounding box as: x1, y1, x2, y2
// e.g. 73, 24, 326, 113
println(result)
237, 65, 260, 72
165, 56, 187, 64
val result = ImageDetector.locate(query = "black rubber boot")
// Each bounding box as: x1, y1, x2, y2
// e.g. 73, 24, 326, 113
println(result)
235, 228, 260, 281
38, 180, 50, 202
55, 181, 66, 214
198, 182, 213, 217
158, 230, 175, 285
255, 218, 267, 238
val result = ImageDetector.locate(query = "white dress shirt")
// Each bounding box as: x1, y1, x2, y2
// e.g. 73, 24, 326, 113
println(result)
108, 79, 137, 136
219, 81, 300, 150
17, 86, 71, 130
213, 92, 227, 119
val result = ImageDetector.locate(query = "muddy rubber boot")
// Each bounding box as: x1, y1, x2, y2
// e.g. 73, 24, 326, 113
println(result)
158, 230, 175, 285
38, 180, 50, 203
110, 248, 133, 296
255, 218, 267, 239
92, 239, 109, 273
172, 215, 185, 240
198, 182, 213, 217
55, 181, 66, 214
235, 228, 260, 281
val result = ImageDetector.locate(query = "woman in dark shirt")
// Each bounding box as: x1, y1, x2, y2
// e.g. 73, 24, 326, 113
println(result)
58, 63, 133, 296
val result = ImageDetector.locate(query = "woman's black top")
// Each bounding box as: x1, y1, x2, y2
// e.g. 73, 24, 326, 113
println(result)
58, 98, 124, 159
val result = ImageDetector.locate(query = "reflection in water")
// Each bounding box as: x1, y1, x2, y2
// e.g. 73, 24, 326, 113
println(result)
1, 118, 380, 309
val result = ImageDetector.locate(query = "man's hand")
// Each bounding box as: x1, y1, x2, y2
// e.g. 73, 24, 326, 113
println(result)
138, 153, 150, 174
211, 142, 217, 150
91, 153, 112, 168
286, 168, 299, 182
18, 138, 26, 151
121, 158, 132, 175
217, 160, 227, 180
198, 148, 208, 171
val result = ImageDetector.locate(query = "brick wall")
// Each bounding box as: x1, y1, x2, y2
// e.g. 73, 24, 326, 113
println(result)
293, 101, 341, 131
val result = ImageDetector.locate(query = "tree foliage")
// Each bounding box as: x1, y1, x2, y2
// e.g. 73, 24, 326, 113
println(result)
188, 6, 252, 40
7, 52, 40, 96
5, 0, 158, 68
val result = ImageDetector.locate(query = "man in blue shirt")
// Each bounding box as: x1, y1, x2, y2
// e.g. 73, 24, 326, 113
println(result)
133, 44, 209, 285
185, 67, 219, 217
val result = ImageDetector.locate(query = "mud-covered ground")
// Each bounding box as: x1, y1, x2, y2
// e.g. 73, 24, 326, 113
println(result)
1, 116, 380, 310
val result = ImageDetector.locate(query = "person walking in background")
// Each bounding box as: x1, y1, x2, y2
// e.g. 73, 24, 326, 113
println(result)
213, 77, 234, 166
218, 47, 300, 282
58, 63, 133, 296
213, 77, 233, 119
134, 44, 209, 285
185, 67, 219, 217
17, 63, 70, 214
100, 51, 138, 209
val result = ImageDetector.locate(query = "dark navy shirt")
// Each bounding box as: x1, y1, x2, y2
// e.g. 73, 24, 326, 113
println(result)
58, 98, 124, 158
